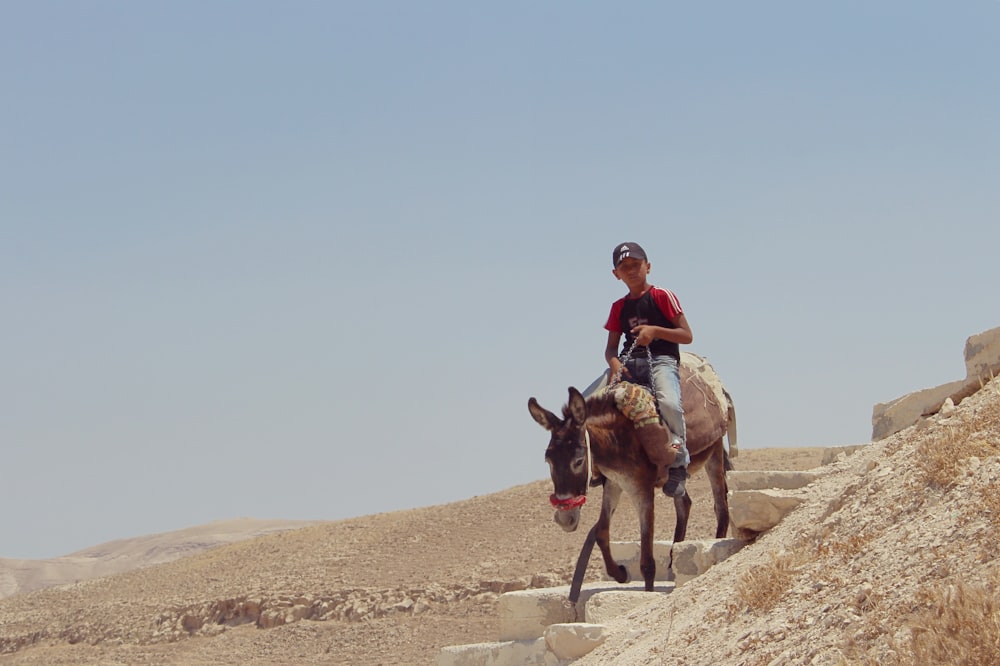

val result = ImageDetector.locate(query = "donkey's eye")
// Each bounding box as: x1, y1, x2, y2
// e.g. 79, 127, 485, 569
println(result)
570, 456, 586, 473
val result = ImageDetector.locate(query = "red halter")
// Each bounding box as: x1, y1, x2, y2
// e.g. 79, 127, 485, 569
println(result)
550, 494, 587, 510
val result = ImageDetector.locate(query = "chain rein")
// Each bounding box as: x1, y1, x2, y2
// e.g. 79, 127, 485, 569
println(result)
607, 337, 655, 390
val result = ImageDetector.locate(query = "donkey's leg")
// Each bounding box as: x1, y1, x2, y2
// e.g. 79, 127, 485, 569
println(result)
671, 492, 692, 543
636, 489, 657, 591
704, 438, 731, 539
596, 482, 628, 584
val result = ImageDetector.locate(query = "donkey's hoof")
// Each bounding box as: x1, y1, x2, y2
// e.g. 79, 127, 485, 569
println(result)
614, 565, 629, 584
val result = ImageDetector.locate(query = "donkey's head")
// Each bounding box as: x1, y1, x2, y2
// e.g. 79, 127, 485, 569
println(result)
528, 387, 591, 533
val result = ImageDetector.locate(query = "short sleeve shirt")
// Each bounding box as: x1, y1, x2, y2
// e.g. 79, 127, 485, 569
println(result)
605, 286, 683, 362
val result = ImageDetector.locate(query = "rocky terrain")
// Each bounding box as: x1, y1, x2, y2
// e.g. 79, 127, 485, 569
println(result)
1, 376, 998, 665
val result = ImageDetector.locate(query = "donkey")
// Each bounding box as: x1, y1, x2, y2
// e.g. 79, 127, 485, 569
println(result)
528, 353, 736, 592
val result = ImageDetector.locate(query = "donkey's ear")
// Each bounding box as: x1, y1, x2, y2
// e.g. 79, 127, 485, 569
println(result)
567, 387, 588, 425
528, 397, 560, 431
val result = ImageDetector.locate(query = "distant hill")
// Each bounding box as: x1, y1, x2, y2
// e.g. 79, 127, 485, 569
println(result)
0, 518, 317, 600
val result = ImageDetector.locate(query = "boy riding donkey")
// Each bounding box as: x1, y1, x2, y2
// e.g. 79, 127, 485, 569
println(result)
583, 242, 692, 498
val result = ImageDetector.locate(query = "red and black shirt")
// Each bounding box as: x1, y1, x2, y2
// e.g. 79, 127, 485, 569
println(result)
605, 286, 683, 362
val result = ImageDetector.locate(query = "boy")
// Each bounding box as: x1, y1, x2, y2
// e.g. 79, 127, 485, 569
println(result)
587, 242, 692, 497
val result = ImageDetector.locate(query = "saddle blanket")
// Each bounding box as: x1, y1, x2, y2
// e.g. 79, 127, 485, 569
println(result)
603, 381, 659, 429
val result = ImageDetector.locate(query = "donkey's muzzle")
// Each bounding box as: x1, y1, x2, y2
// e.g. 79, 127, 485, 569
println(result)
553, 507, 581, 532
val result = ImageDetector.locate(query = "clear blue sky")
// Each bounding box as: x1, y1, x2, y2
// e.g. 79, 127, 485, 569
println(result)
2, 1, 998, 559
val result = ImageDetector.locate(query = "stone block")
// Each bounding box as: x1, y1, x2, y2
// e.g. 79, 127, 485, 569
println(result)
964, 326, 1000, 382
498, 587, 576, 641
872, 326, 1000, 440
545, 623, 608, 660
820, 445, 868, 465
670, 538, 746, 587
726, 470, 822, 491
498, 582, 669, 641
872, 379, 965, 440
437, 638, 556, 666
607, 541, 675, 582
729, 490, 805, 533
584, 587, 674, 624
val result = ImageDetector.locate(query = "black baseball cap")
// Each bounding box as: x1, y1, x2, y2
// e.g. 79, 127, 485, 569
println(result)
613, 242, 648, 267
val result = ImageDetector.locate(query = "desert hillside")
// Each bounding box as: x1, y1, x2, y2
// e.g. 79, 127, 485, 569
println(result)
1, 376, 998, 664
0, 519, 320, 601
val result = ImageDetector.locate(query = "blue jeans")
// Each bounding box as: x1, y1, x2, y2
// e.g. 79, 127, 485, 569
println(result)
582, 355, 689, 468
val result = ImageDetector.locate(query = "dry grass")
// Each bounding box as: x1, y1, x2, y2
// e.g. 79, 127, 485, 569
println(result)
727, 531, 877, 619
814, 533, 873, 563
903, 568, 1000, 665
977, 483, 1000, 532
903, 382, 1000, 664
726, 550, 805, 617
961, 468, 1000, 565
915, 407, 1000, 489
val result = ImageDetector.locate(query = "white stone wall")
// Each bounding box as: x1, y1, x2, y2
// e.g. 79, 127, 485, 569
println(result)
871, 326, 1000, 440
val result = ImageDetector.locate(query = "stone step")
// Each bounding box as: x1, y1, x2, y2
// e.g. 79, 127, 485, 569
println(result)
606, 540, 676, 582
441, 583, 668, 666
608, 538, 746, 587
437, 623, 610, 666
437, 637, 550, 666
726, 469, 823, 539
545, 623, 608, 661
726, 469, 823, 491
729, 489, 807, 537
498, 581, 674, 641
670, 538, 747, 586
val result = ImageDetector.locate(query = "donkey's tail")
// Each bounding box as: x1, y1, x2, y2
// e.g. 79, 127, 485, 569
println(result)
723, 388, 738, 459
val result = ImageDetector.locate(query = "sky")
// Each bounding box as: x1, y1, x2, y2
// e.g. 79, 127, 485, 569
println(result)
2, 1, 998, 560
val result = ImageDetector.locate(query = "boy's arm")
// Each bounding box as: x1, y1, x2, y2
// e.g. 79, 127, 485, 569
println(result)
604, 331, 624, 378
631, 313, 694, 346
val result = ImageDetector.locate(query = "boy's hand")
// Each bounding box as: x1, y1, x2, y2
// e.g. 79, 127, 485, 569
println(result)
631, 325, 657, 346
609, 358, 628, 381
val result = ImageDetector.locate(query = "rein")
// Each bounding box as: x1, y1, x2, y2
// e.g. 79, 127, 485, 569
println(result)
549, 429, 593, 510
608, 337, 654, 389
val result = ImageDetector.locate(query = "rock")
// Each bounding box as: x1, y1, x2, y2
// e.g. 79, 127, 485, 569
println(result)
286, 605, 309, 623
727, 470, 823, 491
939, 397, 956, 416
544, 622, 607, 660
530, 573, 564, 588
498, 587, 576, 641
729, 490, 805, 533
437, 638, 553, 666
393, 597, 415, 612
872, 380, 966, 440
964, 327, 1000, 382
258, 609, 285, 629
670, 539, 747, 586
585, 588, 673, 624
821, 445, 868, 465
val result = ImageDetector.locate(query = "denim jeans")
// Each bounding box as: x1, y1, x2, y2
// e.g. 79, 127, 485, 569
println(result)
582, 354, 689, 468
